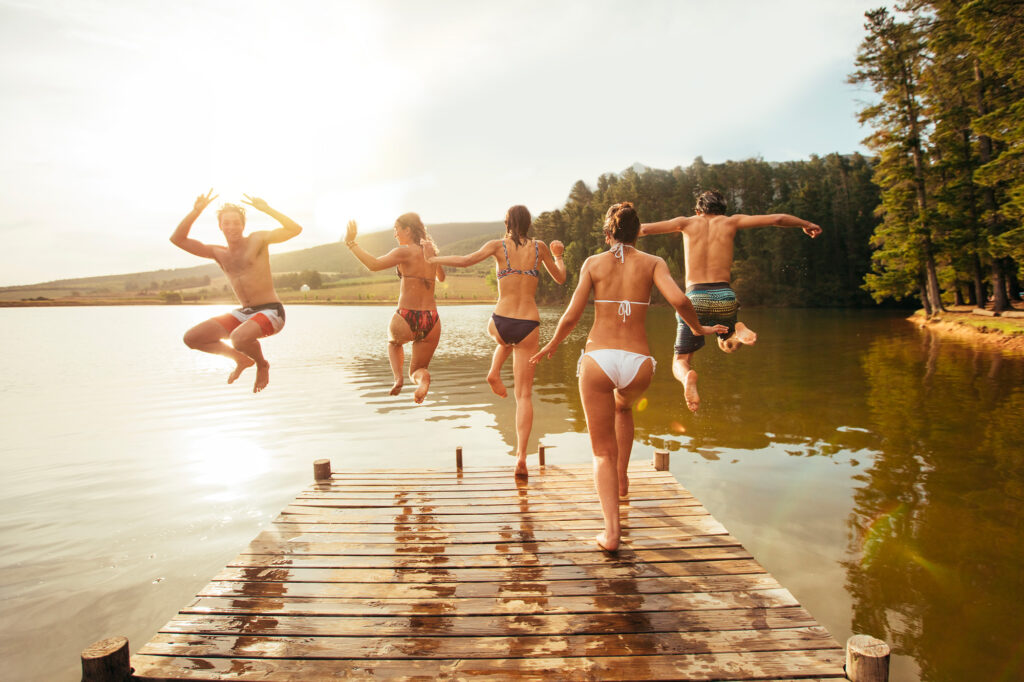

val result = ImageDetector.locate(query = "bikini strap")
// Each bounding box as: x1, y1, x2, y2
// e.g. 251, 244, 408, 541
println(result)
533, 240, 539, 270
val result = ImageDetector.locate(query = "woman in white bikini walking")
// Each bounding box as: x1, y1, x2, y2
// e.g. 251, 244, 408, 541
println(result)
429, 205, 566, 477
531, 202, 726, 551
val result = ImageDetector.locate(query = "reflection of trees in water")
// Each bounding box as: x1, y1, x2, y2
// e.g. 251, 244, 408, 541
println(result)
847, 332, 1024, 681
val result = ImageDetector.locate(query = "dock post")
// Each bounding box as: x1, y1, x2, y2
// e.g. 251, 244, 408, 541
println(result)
845, 634, 890, 681
313, 459, 331, 481
456, 446, 463, 471
81, 636, 132, 681
538, 445, 546, 467
653, 449, 669, 471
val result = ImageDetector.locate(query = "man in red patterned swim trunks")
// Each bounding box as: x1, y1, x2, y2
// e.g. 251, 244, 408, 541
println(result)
170, 189, 302, 393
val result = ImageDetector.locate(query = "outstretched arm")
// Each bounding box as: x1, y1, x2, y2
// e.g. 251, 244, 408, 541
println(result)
531, 260, 594, 363
731, 213, 821, 237
428, 240, 499, 268
242, 195, 303, 244
539, 240, 567, 284
344, 220, 411, 272
639, 216, 690, 237
652, 259, 728, 336
170, 189, 218, 259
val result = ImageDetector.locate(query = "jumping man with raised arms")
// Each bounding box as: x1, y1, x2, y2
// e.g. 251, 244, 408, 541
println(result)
171, 189, 302, 393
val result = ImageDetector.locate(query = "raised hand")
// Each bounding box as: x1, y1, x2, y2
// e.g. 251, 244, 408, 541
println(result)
550, 240, 565, 257
345, 220, 358, 245
241, 194, 270, 213
803, 222, 822, 238
193, 188, 217, 213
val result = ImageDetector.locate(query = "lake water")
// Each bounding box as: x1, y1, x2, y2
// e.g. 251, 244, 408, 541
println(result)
1, 304, 1022, 681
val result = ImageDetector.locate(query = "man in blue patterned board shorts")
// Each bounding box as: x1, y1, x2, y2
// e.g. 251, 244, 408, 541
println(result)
640, 190, 821, 413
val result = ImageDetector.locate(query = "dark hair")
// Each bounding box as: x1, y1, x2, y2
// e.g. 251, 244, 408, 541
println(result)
217, 203, 246, 225
504, 205, 532, 246
695, 189, 727, 215
395, 212, 437, 251
603, 201, 640, 243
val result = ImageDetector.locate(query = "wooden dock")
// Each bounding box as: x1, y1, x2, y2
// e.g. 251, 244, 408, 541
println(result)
122, 457, 854, 681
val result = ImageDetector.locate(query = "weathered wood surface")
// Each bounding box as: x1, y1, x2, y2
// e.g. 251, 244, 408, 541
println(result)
131, 463, 846, 680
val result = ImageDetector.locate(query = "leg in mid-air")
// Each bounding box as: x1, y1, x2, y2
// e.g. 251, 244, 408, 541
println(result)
409, 317, 441, 404
509, 326, 541, 478
228, 320, 272, 393
672, 353, 700, 413
182, 318, 255, 385
387, 313, 415, 395
486, 317, 514, 398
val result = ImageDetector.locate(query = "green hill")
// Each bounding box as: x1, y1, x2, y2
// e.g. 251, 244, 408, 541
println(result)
0, 221, 504, 301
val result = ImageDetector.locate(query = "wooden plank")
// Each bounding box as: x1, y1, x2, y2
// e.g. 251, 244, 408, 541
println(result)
271, 508, 712, 531
226, 545, 754, 570
139, 626, 839, 660
132, 648, 846, 681
248, 519, 727, 546
197, 573, 784, 600
163, 606, 820, 637
297, 482, 691, 500
281, 497, 710, 515
278, 502, 703, 521
212, 558, 767, 584
242, 533, 740, 556
184, 587, 803, 617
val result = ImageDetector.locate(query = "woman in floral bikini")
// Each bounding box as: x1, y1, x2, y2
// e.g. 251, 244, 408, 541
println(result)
345, 214, 445, 404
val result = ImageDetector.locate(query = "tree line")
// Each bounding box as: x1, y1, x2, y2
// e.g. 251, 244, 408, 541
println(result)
849, 1, 1023, 314
529, 154, 882, 307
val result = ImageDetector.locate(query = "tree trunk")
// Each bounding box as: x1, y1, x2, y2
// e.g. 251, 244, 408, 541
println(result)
919, 272, 933, 316
1006, 260, 1021, 302
955, 285, 965, 306
972, 254, 986, 307
991, 259, 1008, 312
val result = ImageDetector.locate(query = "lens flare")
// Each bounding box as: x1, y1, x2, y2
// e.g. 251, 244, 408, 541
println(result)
669, 420, 687, 434
636, 397, 648, 412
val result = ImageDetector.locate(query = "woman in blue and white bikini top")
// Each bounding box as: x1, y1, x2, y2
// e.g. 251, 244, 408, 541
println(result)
531, 201, 725, 553
428, 205, 566, 478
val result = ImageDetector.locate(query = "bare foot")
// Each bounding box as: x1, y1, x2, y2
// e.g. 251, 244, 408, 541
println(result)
596, 531, 619, 552
619, 474, 629, 498
683, 369, 699, 413
734, 322, 758, 345
253, 362, 270, 393
514, 456, 528, 478
413, 370, 430, 404
486, 371, 508, 398
389, 381, 403, 396
227, 357, 255, 384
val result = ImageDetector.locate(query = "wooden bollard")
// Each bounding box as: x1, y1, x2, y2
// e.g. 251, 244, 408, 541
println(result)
653, 449, 669, 471
313, 458, 331, 481
456, 446, 463, 471
846, 634, 890, 682
538, 445, 546, 467
81, 636, 131, 681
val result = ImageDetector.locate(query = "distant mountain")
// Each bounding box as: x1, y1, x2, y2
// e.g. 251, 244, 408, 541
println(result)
0, 221, 504, 298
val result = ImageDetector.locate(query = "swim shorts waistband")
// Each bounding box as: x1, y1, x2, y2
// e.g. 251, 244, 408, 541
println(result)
685, 282, 731, 293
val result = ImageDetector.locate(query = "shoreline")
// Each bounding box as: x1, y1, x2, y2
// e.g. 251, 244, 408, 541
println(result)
909, 308, 1024, 354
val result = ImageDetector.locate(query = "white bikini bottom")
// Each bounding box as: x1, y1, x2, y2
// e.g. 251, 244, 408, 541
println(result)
577, 349, 656, 390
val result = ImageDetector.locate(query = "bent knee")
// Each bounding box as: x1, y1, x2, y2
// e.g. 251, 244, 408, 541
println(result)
183, 331, 201, 349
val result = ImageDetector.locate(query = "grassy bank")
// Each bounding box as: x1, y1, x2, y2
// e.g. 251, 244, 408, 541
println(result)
909, 306, 1024, 354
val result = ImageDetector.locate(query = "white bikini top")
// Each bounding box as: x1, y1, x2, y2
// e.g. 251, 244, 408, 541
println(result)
594, 242, 649, 322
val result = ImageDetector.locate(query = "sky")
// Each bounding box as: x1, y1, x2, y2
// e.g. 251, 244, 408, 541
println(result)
0, 0, 881, 286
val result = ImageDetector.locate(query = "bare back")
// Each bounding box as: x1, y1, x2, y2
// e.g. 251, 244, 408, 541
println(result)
585, 248, 658, 355
212, 234, 278, 306
681, 215, 740, 286
397, 245, 440, 310
494, 238, 542, 320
